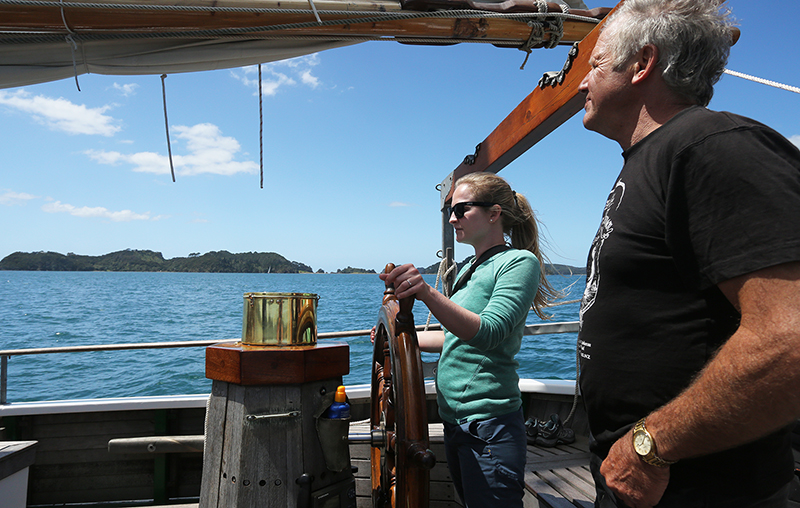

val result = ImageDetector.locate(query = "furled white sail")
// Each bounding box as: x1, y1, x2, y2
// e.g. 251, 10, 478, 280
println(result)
0, 38, 359, 89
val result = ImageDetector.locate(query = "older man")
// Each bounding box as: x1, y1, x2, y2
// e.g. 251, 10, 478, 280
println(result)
576, 1, 800, 507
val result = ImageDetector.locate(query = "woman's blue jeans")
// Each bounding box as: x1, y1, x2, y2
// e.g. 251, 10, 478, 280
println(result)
443, 408, 527, 508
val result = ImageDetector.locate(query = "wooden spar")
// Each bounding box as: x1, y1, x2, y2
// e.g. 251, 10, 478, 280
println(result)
438, 0, 742, 204
0, 0, 599, 46
439, 3, 618, 206
0, 16, 594, 46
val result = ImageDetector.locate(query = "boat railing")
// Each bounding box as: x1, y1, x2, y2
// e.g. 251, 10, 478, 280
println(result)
0, 321, 579, 405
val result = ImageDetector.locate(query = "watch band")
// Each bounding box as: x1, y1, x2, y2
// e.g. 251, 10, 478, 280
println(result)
633, 418, 677, 467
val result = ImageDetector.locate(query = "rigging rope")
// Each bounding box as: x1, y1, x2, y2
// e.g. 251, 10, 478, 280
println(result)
160, 74, 176, 183
425, 255, 455, 331
259, 64, 264, 189
59, 0, 81, 91
724, 69, 800, 95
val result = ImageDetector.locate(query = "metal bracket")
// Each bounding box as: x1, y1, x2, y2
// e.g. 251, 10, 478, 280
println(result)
438, 172, 454, 210
538, 42, 580, 88
463, 143, 481, 166
246, 410, 301, 422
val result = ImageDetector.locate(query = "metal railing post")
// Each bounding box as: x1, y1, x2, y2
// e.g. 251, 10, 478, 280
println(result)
1, 354, 8, 404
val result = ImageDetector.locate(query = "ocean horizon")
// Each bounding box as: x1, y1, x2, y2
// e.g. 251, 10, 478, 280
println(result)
1, 271, 583, 403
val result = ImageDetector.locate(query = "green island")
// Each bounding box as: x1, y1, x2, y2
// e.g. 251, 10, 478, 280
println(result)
0, 249, 585, 275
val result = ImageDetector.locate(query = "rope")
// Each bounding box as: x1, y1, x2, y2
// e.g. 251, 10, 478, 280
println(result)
306, 0, 322, 24
258, 63, 264, 189
59, 0, 81, 91
563, 336, 580, 425
424, 255, 455, 331
160, 74, 176, 183
724, 68, 800, 95
0, 32, 539, 47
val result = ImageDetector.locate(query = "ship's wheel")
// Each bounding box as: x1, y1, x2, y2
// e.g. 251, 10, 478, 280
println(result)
370, 264, 436, 508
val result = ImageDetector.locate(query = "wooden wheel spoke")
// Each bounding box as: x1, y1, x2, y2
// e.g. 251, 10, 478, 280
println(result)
370, 263, 436, 508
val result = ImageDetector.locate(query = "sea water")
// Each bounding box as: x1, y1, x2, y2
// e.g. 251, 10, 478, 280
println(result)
0, 271, 583, 403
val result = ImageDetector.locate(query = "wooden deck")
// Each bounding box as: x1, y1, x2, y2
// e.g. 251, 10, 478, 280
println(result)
3, 394, 596, 507
349, 422, 462, 508
525, 434, 594, 508
349, 421, 595, 508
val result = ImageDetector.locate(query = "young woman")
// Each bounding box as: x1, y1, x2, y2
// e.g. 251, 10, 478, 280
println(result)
380, 173, 556, 507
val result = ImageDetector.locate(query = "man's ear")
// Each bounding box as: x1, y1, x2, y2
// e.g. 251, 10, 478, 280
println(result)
631, 44, 659, 85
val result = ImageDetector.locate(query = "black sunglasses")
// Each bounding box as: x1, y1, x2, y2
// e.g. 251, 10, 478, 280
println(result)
447, 201, 496, 219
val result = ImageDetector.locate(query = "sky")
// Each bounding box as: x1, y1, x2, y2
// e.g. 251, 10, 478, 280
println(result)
1, 0, 799, 274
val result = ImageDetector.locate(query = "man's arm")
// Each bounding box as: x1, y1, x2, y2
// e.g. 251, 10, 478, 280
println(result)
601, 260, 800, 507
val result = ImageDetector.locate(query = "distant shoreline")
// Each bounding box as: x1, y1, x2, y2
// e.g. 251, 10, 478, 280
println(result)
0, 249, 586, 276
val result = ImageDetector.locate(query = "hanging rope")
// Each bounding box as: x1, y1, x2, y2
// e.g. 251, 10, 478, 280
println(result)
259, 63, 264, 189
563, 337, 580, 425
160, 74, 176, 183
724, 69, 800, 95
424, 255, 456, 331
59, 0, 81, 91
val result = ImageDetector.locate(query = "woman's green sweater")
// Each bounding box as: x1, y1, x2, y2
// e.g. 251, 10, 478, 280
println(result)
436, 248, 540, 424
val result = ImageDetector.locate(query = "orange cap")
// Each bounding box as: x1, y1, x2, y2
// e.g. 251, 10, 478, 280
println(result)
334, 385, 347, 403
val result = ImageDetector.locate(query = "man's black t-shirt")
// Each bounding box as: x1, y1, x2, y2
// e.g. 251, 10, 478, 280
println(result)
578, 106, 800, 499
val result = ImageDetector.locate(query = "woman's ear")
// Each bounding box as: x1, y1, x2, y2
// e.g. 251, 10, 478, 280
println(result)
489, 205, 502, 223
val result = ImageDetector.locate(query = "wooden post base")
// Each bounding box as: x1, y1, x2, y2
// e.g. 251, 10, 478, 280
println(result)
200, 342, 356, 508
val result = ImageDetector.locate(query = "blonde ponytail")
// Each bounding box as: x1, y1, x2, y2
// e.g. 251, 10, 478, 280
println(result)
455, 173, 559, 319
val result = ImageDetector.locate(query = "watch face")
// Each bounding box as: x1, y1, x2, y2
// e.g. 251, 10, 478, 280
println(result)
633, 431, 652, 456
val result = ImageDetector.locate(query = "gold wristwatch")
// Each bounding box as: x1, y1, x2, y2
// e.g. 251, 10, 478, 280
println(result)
632, 418, 677, 467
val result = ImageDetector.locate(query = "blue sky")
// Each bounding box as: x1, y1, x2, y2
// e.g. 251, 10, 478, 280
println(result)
1, 0, 799, 273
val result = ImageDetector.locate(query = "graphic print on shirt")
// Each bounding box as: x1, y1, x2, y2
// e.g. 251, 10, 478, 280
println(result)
579, 181, 625, 332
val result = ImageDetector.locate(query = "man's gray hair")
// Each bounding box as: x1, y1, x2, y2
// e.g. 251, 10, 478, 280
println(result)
603, 0, 735, 106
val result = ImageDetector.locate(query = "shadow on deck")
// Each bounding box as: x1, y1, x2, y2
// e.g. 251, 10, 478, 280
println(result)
350, 422, 594, 508
525, 434, 594, 508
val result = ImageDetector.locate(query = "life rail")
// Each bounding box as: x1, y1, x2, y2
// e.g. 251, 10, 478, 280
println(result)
0, 321, 579, 404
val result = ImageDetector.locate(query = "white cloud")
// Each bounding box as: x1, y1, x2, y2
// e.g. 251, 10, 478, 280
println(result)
231, 54, 322, 96
112, 82, 139, 97
0, 190, 38, 206
85, 123, 257, 176
791, 135, 800, 149
0, 90, 121, 136
42, 200, 161, 222
299, 69, 320, 88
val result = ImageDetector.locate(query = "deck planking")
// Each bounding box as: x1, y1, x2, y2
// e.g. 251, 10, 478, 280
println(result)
525, 434, 595, 508
348, 421, 594, 508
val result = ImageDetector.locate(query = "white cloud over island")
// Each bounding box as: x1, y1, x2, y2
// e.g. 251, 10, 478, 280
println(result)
42, 200, 163, 222
86, 123, 257, 176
